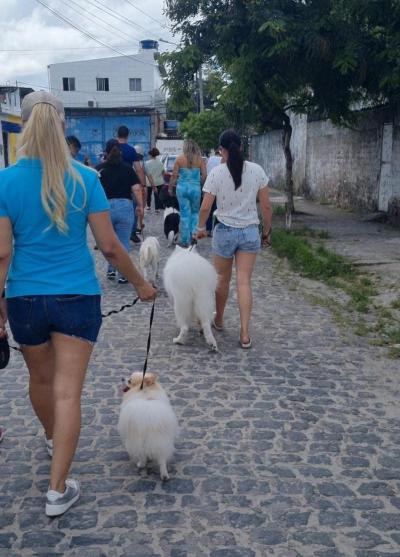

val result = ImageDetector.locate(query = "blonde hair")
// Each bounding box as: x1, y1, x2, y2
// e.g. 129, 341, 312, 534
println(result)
183, 139, 201, 168
19, 103, 85, 233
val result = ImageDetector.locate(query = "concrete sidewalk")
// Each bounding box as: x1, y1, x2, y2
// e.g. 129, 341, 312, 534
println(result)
270, 190, 400, 285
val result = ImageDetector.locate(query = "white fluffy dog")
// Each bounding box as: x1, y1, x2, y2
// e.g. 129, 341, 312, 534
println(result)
163, 245, 218, 350
139, 236, 160, 283
118, 372, 179, 481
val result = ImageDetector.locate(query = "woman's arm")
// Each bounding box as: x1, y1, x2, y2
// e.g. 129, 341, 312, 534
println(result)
0, 218, 12, 335
168, 157, 181, 190
134, 161, 146, 186
132, 183, 144, 222
196, 193, 216, 239
200, 157, 207, 184
144, 163, 155, 189
88, 211, 156, 299
258, 187, 273, 245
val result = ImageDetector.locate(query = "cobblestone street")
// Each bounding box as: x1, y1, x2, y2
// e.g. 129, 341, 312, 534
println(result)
1, 213, 399, 557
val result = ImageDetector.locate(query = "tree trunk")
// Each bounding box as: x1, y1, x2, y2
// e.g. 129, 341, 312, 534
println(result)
282, 115, 294, 230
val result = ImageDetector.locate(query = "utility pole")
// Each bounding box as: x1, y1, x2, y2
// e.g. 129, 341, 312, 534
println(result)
198, 65, 204, 112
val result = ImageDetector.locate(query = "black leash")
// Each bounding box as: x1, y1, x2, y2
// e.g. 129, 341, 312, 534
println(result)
140, 297, 156, 390
7, 296, 150, 355
188, 237, 198, 251
101, 297, 139, 318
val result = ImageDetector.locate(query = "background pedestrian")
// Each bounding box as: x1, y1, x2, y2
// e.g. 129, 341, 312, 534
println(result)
169, 139, 207, 247
145, 147, 165, 213
116, 126, 144, 244
96, 139, 144, 283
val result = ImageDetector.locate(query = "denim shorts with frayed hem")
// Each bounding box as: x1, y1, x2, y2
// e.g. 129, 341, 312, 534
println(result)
7, 295, 102, 346
212, 223, 261, 259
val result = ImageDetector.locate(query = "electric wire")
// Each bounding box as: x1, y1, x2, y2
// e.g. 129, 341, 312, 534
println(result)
124, 0, 167, 28
34, 0, 158, 68
0, 45, 133, 52
86, 0, 162, 37
62, 0, 138, 43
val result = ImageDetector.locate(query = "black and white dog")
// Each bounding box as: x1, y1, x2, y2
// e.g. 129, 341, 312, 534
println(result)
164, 196, 180, 247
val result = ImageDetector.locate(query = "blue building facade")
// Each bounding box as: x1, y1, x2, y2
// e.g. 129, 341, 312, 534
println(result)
65, 110, 152, 165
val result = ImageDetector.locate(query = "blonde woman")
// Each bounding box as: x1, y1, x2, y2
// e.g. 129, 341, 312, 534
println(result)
0, 92, 156, 516
169, 139, 206, 246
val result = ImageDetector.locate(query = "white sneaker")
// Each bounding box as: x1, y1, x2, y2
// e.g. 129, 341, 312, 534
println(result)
46, 479, 80, 517
45, 437, 53, 457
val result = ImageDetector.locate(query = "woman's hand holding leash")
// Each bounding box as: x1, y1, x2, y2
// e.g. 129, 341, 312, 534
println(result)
137, 281, 157, 302
196, 226, 207, 240
262, 227, 271, 248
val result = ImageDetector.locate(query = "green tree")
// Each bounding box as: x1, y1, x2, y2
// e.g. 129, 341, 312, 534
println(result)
180, 110, 229, 153
165, 0, 400, 224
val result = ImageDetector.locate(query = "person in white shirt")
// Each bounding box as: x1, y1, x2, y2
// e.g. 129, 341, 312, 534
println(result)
197, 129, 272, 349
207, 149, 222, 174
205, 149, 221, 234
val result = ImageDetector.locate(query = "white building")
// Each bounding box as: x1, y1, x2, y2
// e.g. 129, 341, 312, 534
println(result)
0, 85, 33, 168
48, 40, 165, 111
47, 41, 166, 163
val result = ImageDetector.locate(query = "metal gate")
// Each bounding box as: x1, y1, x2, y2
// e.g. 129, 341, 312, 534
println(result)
66, 114, 151, 166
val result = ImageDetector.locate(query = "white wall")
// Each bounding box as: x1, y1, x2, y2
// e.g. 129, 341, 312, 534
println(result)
250, 108, 400, 212
48, 50, 165, 110
0, 88, 22, 118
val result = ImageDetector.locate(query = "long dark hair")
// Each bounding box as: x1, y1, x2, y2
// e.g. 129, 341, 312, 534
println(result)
220, 129, 244, 189
105, 139, 122, 165
107, 146, 122, 165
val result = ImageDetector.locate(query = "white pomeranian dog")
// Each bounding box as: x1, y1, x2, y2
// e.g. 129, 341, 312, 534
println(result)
139, 236, 160, 283
163, 245, 218, 350
118, 372, 179, 481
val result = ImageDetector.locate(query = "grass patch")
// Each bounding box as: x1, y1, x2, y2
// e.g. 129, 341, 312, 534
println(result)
292, 226, 330, 239
388, 346, 400, 359
390, 296, 400, 309
272, 205, 286, 215
271, 228, 354, 282
270, 226, 399, 358
354, 320, 369, 336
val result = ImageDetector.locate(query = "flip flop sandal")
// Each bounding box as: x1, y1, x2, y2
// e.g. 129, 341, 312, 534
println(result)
240, 338, 252, 349
212, 313, 223, 331
212, 319, 223, 331
0, 336, 10, 369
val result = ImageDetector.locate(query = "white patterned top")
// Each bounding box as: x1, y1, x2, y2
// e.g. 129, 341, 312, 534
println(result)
203, 161, 269, 228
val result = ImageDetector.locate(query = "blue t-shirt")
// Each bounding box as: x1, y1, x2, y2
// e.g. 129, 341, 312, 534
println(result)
119, 143, 140, 165
0, 158, 110, 298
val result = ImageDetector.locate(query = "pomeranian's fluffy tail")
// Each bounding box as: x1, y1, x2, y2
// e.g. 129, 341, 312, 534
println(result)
140, 237, 160, 265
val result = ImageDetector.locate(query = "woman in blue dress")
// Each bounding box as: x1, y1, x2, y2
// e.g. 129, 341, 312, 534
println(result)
169, 139, 206, 246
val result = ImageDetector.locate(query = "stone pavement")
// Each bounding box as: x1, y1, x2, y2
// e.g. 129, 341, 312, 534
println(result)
1, 211, 400, 557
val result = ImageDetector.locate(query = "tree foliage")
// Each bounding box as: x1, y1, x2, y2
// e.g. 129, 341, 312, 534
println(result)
180, 110, 229, 153
164, 0, 400, 217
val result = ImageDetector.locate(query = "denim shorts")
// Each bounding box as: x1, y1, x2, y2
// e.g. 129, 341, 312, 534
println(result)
212, 223, 261, 259
7, 295, 102, 346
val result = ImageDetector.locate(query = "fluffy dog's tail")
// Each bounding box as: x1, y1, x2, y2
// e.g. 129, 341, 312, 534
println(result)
167, 230, 175, 247
140, 237, 160, 265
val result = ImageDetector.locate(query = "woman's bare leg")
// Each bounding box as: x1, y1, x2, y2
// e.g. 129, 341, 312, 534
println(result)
235, 251, 257, 344
213, 255, 233, 328
22, 342, 55, 441
49, 333, 93, 492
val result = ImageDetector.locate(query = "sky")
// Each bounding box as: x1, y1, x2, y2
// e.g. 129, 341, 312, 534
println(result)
0, 0, 177, 88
